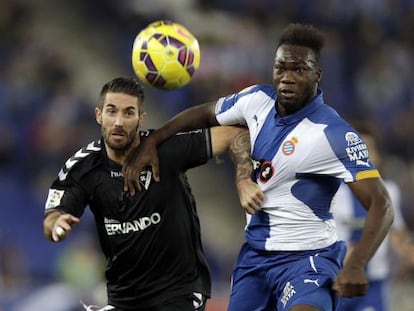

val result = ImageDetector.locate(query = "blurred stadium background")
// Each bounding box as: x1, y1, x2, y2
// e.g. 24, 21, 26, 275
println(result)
1, 0, 414, 310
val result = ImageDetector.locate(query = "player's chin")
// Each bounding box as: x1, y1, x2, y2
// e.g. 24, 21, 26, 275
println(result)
107, 138, 129, 151
278, 94, 298, 105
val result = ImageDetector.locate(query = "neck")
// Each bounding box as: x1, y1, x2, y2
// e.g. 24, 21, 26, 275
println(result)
106, 147, 128, 164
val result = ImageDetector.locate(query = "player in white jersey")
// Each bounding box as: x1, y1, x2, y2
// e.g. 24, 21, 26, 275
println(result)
122, 23, 394, 311
332, 123, 414, 311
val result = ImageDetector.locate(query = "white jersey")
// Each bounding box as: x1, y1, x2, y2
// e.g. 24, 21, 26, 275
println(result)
215, 85, 380, 251
333, 180, 403, 280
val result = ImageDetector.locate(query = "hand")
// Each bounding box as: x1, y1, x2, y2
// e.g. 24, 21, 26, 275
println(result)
122, 136, 160, 196
52, 214, 80, 242
332, 264, 368, 297
236, 178, 265, 214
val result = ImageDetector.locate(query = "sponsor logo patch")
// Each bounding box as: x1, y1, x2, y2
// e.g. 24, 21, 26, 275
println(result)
344, 131, 369, 163
259, 161, 274, 183
104, 213, 161, 235
45, 189, 64, 210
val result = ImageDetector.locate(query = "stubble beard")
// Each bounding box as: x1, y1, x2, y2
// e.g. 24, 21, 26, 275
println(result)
102, 128, 135, 152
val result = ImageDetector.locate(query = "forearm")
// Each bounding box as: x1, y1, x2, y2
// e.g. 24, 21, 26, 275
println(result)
346, 199, 394, 268
229, 128, 264, 214
151, 102, 218, 145
229, 129, 252, 182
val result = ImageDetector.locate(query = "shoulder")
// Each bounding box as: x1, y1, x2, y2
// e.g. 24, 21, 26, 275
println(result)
161, 129, 208, 150
158, 129, 211, 167
307, 105, 356, 141
320, 118, 364, 156
216, 85, 276, 119
58, 139, 103, 182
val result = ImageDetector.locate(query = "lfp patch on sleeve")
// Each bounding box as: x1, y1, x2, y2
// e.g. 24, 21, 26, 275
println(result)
45, 189, 65, 210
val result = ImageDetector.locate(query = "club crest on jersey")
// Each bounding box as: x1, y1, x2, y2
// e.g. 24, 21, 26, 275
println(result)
139, 169, 152, 190
344, 131, 369, 164
281, 137, 298, 156
109, 169, 151, 190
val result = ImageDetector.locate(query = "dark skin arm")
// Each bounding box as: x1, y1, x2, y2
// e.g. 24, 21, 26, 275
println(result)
125, 120, 264, 212
333, 177, 394, 297
123, 102, 218, 195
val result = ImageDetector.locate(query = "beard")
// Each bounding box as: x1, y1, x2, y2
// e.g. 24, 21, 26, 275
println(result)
102, 127, 136, 152
105, 138, 132, 151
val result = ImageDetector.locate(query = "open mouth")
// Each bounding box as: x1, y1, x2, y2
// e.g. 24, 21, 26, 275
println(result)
279, 88, 296, 98
110, 131, 126, 140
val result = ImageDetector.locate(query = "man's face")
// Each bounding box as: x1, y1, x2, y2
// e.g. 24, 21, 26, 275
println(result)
273, 44, 321, 115
95, 92, 144, 152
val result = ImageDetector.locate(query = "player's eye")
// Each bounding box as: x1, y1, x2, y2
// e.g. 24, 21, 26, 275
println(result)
125, 109, 136, 116
274, 66, 285, 74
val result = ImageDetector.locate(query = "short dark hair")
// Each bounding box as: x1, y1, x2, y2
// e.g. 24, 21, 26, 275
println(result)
277, 23, 325, 66
98, 77, 145, 110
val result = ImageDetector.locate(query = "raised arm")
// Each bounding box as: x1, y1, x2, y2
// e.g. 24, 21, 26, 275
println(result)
123, 102, 219, 195
333, 177, 394, 297
153, 102, 219, 146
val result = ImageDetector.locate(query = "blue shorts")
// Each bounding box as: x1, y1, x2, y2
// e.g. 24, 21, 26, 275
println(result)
337, 279, 388, 311
228, 241, 347, 311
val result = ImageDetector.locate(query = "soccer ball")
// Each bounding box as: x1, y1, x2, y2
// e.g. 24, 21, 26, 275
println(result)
131, 20, 200, 90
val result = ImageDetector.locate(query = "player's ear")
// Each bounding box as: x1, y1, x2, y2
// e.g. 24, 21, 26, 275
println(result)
315, 68, 322, 83
139, 112, 147, 126
95, 107, 102, 124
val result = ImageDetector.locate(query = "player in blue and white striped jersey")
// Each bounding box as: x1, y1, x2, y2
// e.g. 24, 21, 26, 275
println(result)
123, 23, 394, 311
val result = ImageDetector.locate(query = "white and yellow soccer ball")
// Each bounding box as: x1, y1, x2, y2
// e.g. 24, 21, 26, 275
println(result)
132, 20, 200, 90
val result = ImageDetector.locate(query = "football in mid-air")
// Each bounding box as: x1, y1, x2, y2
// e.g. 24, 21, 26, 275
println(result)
131, 20, 200, 90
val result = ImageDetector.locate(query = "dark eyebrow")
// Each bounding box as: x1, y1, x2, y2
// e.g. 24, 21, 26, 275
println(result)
104, 103, 116, 108
275, 59, 317, 69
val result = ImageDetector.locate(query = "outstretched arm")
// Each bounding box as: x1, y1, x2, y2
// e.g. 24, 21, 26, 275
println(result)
123, 102, 219, 195
333, 178, 394, 297
210, 126, 264, 214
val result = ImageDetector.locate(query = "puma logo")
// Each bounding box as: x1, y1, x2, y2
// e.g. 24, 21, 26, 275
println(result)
304, 279, 320, 287
356, 159, 370, 167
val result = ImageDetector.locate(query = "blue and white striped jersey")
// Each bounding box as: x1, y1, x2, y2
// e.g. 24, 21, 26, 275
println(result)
215, 85, 380, 251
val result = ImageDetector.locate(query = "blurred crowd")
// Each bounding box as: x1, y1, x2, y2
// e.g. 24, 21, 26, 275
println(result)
1, 0, 414, 310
